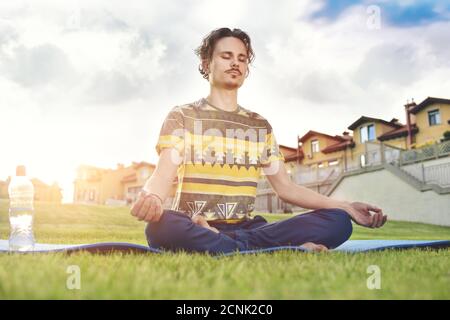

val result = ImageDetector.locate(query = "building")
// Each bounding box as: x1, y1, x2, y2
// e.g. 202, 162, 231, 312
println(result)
347, 116, 407, 168
31, 179, 63, 203
407, 97, 450, 147
255, 96, 450, 215
0, 180, 8, 199
298, 130, 354, 170
73, 161, 177, 206
0, 178, 62, 203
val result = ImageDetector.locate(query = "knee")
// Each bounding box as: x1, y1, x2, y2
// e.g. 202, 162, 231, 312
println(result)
144, 210, 191, 249
320, 208, 353, 249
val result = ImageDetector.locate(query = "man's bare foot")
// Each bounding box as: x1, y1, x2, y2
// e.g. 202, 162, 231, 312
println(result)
192, 215, 220, 233
301, 242, 328, 252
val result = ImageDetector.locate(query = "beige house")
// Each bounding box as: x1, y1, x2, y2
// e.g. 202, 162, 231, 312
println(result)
73, 162, 177, 206
0, 178, 62, 203
347, 116, 408, 168
0, 180, 8, 199
298, 130, 354, 170
407, 97, 450, 147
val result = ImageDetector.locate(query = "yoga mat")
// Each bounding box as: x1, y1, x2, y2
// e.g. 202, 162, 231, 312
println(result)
1, 239, 449, 255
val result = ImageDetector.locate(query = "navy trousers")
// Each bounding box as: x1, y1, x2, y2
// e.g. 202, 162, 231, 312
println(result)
145, 208, 353, 254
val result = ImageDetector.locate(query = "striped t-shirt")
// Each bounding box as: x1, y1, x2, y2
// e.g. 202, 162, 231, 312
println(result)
155, 98, 285, 223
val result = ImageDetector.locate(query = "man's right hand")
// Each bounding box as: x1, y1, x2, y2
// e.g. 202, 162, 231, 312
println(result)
130, 191, 164, 223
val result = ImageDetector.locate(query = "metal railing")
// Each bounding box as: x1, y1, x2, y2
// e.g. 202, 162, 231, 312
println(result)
399, 140, 450, 165
401, 162, 450, 187
292, 166, 341, 184
256, 141, 450, 190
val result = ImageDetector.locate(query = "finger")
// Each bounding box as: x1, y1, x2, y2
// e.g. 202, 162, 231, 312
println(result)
192, 215, 207, 227
137, 198, 151, 221
380, 215, 388, 227
153, 203, 164, 222
371, 212, 379, 228
130, 197, 144, 216
378, 212, 385, 228
367, 204, 382, 213
149, 200, 157, 217
144, 199, 158, 222
209, 226, 220, 234
191, 215, 201, 225
370, 212, 379, 228
376, 213, 385, 228
143, 208, 154, 223
375, 212, 384, 228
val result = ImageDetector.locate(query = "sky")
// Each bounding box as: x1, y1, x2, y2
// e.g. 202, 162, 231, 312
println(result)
0, 0, 449, 203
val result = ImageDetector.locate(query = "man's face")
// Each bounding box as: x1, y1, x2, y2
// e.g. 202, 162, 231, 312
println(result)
207, 37, 249, 90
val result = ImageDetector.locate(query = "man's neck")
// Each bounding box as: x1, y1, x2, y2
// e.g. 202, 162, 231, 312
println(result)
206, 87, 239, 112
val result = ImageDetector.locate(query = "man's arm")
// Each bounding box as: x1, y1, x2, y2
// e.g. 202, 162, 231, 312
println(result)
142, 148, 180, 202
263, 160, 387, 228
131, 148, 222, 231
130, 148, 179, 222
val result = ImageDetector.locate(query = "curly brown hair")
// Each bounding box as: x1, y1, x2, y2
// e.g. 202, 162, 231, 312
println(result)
195, 27, 255, 81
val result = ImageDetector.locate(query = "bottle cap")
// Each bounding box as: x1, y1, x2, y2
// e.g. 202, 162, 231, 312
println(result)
16, 165, 26, 176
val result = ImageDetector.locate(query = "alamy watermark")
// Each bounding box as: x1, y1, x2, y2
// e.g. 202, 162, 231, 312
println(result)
66, 265, 81, 290
366, 265, 381, 290
166, 120, 282, 175
366, 5, 381, 30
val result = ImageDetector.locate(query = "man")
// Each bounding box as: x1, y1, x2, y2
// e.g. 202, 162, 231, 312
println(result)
131, 28, 387, 253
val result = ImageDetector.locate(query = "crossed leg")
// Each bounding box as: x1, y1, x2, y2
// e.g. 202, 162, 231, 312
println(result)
145, 208, 353, 254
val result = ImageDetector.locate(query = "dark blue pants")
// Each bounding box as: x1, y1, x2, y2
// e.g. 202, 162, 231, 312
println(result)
145, 208, 353, 254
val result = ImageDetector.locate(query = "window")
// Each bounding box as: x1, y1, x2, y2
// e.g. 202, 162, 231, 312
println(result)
328, 159, 339, 166
368, 124, 375, 141
360, 124, 375, 143
311, 140, 320, 153
140, 168, 150, 180
89, 189, 95, 201
428, 109, 441, 126
360, 154, 367, 167
318, 162, 324, 168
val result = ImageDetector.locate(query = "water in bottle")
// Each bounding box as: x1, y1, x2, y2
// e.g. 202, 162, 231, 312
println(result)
8, 165, 35, 251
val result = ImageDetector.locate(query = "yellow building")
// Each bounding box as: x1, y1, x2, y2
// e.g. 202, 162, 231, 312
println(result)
347, 116, 410, 167
31, 179, 63, 203
0, 180, 8, 199
73, 162, 177, 206
298, 130, 354, 170
0, 178, 62, 203
408, 97, 450, 147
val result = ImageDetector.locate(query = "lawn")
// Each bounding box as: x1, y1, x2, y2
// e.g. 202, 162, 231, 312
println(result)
0, 199, 449, 299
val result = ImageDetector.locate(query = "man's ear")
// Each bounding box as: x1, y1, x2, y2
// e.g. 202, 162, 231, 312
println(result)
202, 59, 210, 74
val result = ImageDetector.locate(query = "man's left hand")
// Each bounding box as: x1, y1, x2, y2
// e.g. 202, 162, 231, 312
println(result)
342, 202, 388, 228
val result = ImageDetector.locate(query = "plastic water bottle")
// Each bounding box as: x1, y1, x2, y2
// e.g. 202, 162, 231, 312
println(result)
8, 165, 35, 251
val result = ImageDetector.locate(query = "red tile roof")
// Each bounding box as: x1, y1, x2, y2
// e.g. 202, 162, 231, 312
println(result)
322, 140, 355, 154
279, 144, 304, 162
299, 130, 346, 143
378, 124, 419, 141
121, 173, 136, 183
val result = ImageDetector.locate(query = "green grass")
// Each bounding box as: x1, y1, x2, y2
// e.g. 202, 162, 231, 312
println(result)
0, 199, 449, 299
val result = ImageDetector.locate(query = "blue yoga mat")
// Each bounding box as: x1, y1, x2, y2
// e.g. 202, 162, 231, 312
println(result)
0, 239, 449, 255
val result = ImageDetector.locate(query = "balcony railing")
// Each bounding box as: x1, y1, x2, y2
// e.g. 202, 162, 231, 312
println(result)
256, 141, 450, 192
401, 162, 450, 187
398, 140, 450, 165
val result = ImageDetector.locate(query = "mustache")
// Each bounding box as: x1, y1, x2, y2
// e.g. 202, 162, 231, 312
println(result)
226, 69, 242, 75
